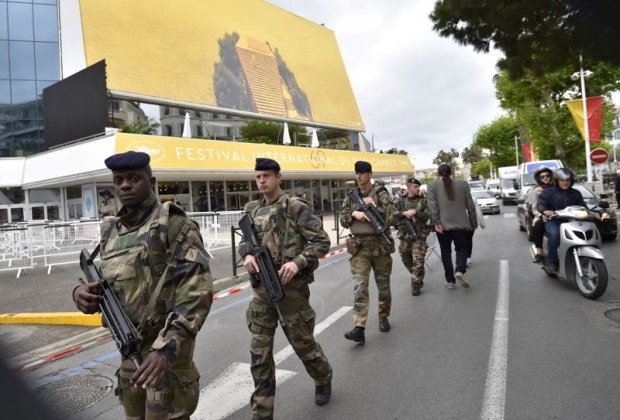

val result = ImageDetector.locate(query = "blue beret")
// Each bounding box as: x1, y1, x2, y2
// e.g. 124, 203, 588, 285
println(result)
255, 158, 281, 172
104, 151, 150, 171
354, 160, 372, 173
406, 177, 421, 185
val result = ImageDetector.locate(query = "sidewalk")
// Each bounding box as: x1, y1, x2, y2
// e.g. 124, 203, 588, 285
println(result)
0, 213, 348, 370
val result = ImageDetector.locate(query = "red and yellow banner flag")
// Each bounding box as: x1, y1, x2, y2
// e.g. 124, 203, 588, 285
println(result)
567, 96, 603, 142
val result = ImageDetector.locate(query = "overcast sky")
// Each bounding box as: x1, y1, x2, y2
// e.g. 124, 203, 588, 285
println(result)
268, 0, 505, 170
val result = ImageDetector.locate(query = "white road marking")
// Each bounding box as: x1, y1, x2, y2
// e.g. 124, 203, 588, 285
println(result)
191, 362, 296, 420
503, 213, 516, 218
481, 260, 509, 420
193, 305, 352, 420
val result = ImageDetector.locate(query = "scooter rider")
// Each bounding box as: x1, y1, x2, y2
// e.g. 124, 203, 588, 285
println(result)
530, 167, 554, 263
536, 168, 598, 272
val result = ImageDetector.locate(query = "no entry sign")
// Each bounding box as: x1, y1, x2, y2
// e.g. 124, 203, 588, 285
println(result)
589, 148, 609, 165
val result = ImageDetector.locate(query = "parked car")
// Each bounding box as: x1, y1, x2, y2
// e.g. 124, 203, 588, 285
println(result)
468, 181, 485, 191
471, 190, 500, 215
517, 184, 617, 241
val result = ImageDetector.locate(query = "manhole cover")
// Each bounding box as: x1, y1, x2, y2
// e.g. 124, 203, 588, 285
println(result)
35, 374, 114, 415
604, 308, 620, 324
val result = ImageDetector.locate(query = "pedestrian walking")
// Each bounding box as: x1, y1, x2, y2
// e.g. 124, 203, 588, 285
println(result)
72, 151, 213, 419
240, 158, 333, 418
339, 160, 398, 343
396, 177, 432, 296
426, 163, 478, 289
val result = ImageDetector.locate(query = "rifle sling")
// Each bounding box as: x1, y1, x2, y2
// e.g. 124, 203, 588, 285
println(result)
137, 222, 191, 333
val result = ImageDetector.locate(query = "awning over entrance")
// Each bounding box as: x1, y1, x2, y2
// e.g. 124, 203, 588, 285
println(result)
5, 132, 414, 189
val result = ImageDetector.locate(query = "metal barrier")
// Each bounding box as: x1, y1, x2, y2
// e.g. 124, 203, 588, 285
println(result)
187, 211, 244, 250
0, 226, 34, 278
42, 221, 101, 274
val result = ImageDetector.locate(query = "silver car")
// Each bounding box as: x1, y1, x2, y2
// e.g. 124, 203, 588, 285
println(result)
471, 190, 501, 215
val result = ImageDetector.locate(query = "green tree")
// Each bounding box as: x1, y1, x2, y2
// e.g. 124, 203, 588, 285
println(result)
121, 118, 160, 135
429, 1, 619, 79
493, 64, 620, 172
384, 148, 408, 155
240, 120, 308, 145
473, 116, 520, 173
462, 145, 483, 178
432, 148, 459, 168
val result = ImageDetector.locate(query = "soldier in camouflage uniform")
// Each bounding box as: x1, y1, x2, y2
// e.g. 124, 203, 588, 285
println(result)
396, 177, 431, 296
340, 161, 398, 343
240, 158, 332, 419
73, 151, 213, 420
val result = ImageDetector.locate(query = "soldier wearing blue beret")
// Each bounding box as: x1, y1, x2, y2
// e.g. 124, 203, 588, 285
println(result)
340, 159, 398, 343
354, 160, 372, 173
241, 157, 333, 416
254, 157, 281, 172
73, 150, 213, 418
104, 151, 151, 173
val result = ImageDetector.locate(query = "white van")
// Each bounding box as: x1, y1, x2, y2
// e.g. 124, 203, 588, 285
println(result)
485, 179, 501, 198
516, 160, 563, 199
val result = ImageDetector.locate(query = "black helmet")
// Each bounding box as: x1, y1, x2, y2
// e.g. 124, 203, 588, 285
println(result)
553, 167, 575, 187
534, 167, 553, 184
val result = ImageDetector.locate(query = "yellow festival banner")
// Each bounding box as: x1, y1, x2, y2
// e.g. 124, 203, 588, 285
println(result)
115, 134, 414, 175
79, 0, 363, 130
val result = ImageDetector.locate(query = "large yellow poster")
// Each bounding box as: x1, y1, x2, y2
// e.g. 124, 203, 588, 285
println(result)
115, 134, 413, 175
79, 0, 364, 130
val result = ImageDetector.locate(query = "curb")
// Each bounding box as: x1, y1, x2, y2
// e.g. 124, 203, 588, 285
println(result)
0, 312, 102, 326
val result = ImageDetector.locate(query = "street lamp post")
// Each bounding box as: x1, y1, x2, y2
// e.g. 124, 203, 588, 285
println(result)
514, 136, 519, 166
571, 54, 594, 183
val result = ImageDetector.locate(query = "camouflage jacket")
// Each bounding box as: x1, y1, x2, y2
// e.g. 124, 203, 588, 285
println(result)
99, 193, 213, 365
339, 185, 398, 235
396, 194, 431, 241
240, 193, 330, 282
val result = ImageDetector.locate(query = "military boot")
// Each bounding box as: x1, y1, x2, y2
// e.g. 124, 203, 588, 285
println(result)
379, 316, 390, 332
344, 326, 365, 343
411, 283, 421, 296
315, 381, 332, 406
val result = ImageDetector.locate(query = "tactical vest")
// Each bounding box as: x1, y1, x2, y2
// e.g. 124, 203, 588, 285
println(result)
245, 194, 317, 281
397, 195, 430, 240
98, 202, 193, 334
349, 185, 386, 236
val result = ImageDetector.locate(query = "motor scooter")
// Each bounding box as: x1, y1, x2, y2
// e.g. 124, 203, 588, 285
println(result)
531, 206, 608, 299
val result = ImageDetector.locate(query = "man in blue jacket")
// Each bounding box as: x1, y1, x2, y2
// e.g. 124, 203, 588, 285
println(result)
536, 168, 591, 272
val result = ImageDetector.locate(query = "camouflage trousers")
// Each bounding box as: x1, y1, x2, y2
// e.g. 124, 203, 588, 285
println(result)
115, 346, 200, 420
246, 279, 332, 419
349, 238, 393, 327
398, 238, 428, 285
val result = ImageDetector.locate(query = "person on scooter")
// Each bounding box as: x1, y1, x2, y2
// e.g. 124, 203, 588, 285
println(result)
536, 168, 598, 272
530, 167, 554, 263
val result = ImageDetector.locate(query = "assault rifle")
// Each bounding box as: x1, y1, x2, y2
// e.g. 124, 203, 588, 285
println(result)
238, 214, 286, 327
79, 249, 142, 367
348, 188, 391, 243
398, 199, 419, 239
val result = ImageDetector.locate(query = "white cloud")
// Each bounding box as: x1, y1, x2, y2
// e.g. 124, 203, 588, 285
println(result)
268, 0, 504, 169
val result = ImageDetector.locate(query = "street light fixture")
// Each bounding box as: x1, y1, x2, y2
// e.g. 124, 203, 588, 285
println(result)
571, 55, 594, 183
